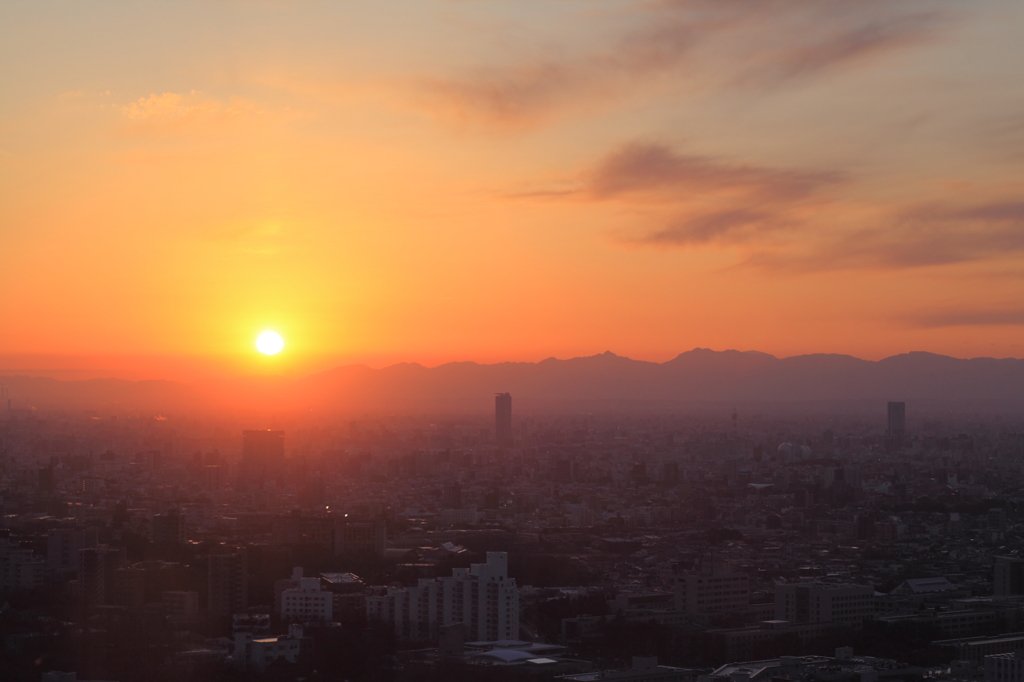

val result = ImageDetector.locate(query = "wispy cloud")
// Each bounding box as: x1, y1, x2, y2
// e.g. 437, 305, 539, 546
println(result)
747, 200, 1024, 271
523, 139, 1024, 262
740, 8, 943, 83
910, 309, 1024, 327
519, 141, 844, 244
643, 209, 782, 244
422, 0, 949, 128
118, 91, 298, 136
588, 142, 842, 201
123, 91, 254, 121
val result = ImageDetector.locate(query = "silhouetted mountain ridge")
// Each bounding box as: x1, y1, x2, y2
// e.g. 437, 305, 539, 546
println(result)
3, 348, 1024, 412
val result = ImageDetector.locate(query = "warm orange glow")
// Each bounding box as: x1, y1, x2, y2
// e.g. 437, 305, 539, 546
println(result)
256, 331, 284, 356
1, 2, 1023, 381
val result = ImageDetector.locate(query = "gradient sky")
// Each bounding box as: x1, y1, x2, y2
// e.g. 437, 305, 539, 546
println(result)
1, 0, 1023, 379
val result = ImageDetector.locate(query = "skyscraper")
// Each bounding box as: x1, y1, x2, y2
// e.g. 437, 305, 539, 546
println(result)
241, 429, 284, 482
995, 555, 1024, 596
208, 549, 248, 618
495, 393, 512, 446
334, 519, 387, 556
442, 482, 462, 509
153, 508, 186, 547
887, 401, 906, 437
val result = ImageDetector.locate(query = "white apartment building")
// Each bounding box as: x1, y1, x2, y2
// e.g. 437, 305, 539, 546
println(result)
775, 582, 876, 626
281, 575, 333, 623
367, 551, 519, 641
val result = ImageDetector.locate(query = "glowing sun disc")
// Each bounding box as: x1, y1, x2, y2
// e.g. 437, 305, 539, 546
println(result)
256, 330, 284, 355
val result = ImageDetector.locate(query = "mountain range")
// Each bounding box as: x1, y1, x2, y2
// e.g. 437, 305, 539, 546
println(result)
3, 349, 1024, 413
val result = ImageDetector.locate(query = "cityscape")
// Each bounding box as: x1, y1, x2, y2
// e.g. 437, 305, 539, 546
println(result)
3, 0, 1023, 680
4, 391, 1024, 681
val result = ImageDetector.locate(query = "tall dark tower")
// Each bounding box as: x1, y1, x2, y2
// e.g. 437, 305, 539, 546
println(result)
495, 393, 512, 447
208, 549, 248, 618
887, 402, 906, 438
242, 429, 284, 482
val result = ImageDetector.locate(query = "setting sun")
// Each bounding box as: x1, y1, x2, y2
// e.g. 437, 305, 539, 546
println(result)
255, 330, 284, 355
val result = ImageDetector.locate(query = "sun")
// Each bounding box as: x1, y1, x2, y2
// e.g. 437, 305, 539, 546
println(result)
255, 330, 285, 355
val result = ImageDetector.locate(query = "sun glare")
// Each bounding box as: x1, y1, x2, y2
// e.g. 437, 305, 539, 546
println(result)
256, 330, 284, 355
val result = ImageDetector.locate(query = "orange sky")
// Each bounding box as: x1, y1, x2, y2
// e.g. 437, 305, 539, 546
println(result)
2, 0, 1023, 380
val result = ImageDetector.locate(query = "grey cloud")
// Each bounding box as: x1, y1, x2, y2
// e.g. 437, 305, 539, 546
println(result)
424, 62, 581, 127
420, 18, 701, 127
575, 141, 842, 245
588, 142, 842, 200
746, 199, 1024, 271
911, 309, 1024, 327
957, 202, 1024, 222
754, 11, 943, 81
423, 0, 950, 127
640, 209, 777, 244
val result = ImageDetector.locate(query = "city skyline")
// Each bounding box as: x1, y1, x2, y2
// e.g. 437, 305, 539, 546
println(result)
4, 3, 1024, 681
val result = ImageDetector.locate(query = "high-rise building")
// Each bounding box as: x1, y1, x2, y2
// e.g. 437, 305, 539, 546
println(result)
201, 465, 225, 491
495, 393, 512, 446
443, 482, 462, 510
674, 559, 749, 614
774, 582, 876, 626
985, 652, 1024, 682
241, 430, 284, 482
111, 567, 146, 608
366, 551, 519, 641
209, 550, 248, 618
887, 401, 906, 437
232, 625, 304, 673
280, 571, 333, 623
38, 467, 54, 493
995, 556, 1024, 597
153, 509, 186, 547
555, 459, 572, 484
47, 527, 98, 575
77, 545, 125, 607
0, 537, 46, 591
163, 590, 200, 618
272, 512, 333, 547
334, 519, 387, 556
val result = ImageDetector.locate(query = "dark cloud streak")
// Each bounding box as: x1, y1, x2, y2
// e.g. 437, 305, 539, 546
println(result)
642, 209, 777, 244
577, 142, 842, 245
423, 0, 949, 127
911, 309, 1024, 327
588, 142, 843, 200
746, 199, 1024, 271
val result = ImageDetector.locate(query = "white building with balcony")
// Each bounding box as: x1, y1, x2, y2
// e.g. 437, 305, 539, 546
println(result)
367, 551, 518, 641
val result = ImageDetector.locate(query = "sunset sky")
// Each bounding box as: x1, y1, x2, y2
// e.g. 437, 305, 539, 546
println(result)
2, 0, 1023, 380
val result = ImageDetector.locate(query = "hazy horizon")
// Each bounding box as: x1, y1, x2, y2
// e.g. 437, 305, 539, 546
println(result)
6, 348, 1024, 416
5, 346, 1024, 383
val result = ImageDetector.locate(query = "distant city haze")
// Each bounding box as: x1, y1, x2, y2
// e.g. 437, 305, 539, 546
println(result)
5, 349, 1024, 413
